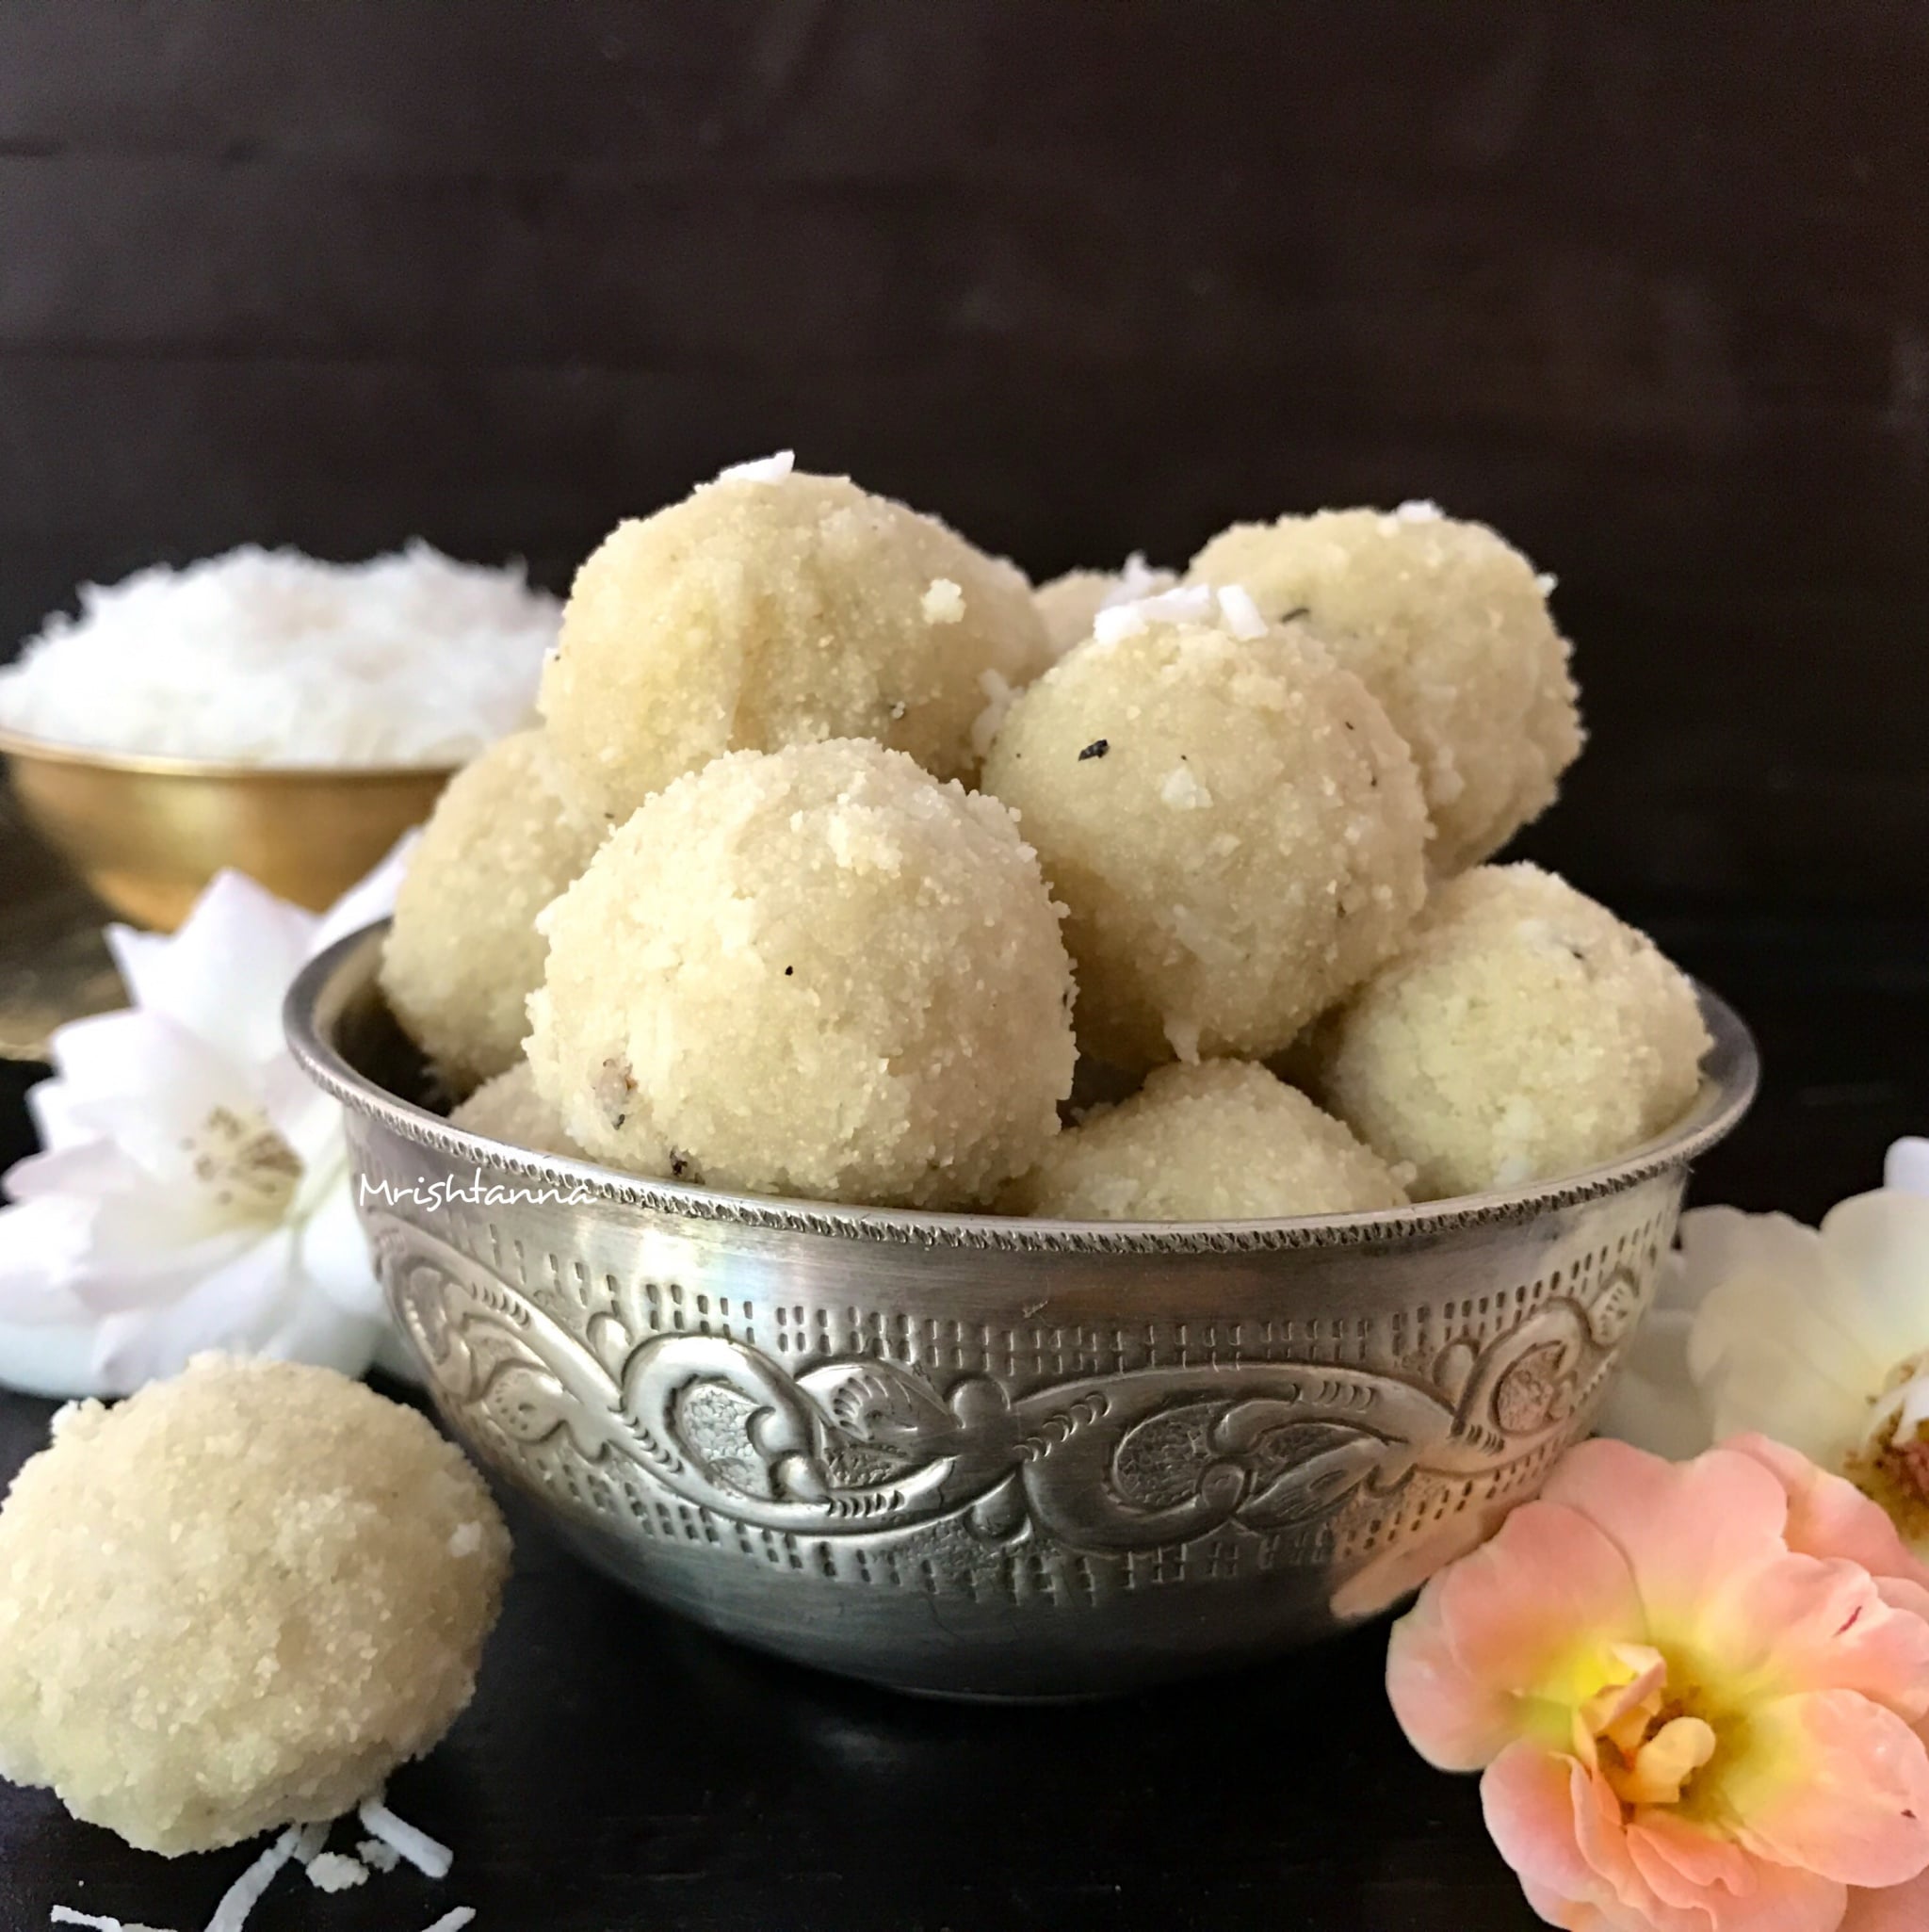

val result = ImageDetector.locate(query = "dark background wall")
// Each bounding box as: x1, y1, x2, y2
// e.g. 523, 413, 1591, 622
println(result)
1, 0, 1923, 914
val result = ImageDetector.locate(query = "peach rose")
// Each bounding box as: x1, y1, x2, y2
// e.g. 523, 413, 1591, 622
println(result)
1387, 1435, 1929, 1931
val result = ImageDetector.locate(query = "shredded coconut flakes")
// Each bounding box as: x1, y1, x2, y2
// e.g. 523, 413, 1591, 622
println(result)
1212, 584, 1268, 640
358, 1794, 455, 1880
1160, 765, 1213, 809
0, 544, 558, 767
419, 1911, 477, 1932
50, 1911, 176, 1932
1091, 584, 1215, 645
1095, 553, 1178, 609
203, 1826, 307, 1932
921, 577, 964, 624
712, 449, 796, 483
304, 1852, 368, 1893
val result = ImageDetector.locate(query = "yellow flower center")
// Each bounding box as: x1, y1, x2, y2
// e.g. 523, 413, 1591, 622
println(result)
182, 1104, 303, 1230
1568, 1644, 1720, 1810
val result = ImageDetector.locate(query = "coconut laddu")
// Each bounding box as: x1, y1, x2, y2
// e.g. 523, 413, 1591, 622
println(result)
1301, 863, 1710, 1197
381, 728, 603, 1096
1006, 1060, 1409, 1221
1188, 503, 1582, 873
528, 738, 1078, 1209
981, 601, 1430, 1070
539, 463, 1048, 824
0, 1356, 511, 1856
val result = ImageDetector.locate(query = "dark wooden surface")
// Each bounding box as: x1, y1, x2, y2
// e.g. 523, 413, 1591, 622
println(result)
2, 1, 1926, 914
2, 917, 1924, 1932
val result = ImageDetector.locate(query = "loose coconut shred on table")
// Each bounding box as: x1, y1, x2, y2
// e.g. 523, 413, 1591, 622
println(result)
51, 1794, 464, 1932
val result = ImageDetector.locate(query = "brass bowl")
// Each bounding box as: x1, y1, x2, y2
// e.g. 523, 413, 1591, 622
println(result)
0, 728, 454, 931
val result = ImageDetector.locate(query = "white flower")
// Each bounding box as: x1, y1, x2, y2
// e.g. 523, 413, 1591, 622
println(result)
1597, 1139, 1929, 1552
0, 842, 413, 1398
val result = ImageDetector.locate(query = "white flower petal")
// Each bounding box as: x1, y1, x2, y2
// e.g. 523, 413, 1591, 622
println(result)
308, 831, 418, 957
71, 1223, 257, 1314
47, 1010, 250, 1133
105, 870, 316, 1067
1898, 1372, 1929, 1439
1682, 1207, 1891, 1466
89, 1227, 298, 1392
258, 1290, 384, 1382
3, 1139, 148, 1205
1634, 1240, 1712, 1319
296, 1173, 384, 1321
0, 851, 418, 1395
0, 1196, 97, 1311
0, 1318, 109, 1398
1595, 1305, 1715, 1459
1885, 1138, 1929, 1199
1678, 1210, 1885, 1403
259, 1057, 344, 1170
1816, 1189, 1929, 1367
1676, 1203, 1834, 1305
24, 1075, 93, 1153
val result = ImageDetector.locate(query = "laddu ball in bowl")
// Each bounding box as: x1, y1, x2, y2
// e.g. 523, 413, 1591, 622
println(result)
981, 602, 1429, 1069
1188, 504, 1582, 873
380, 728, 604, 1095
1303, 862, 1711, 1197
539, 463, 1048, 824
450, 1057, 593, 1161
527, 738, 1077, 1209
0, 1355, 511, 1856
1005, 1059, 1409, 1221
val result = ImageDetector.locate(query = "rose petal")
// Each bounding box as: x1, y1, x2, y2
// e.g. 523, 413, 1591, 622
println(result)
1387, 1499, 1644, 1771
1840, 1866, 1929, 1931
1483, 1745, 1629, 1926
1540, 1441, 1795, 1643
1626, 1810, 1755, 1907
1731, 1690, 1929, 1889
1699, 1549, 1929, 1720
1628, 1812, 1847, 1932
1730, 1435, 1929, 1592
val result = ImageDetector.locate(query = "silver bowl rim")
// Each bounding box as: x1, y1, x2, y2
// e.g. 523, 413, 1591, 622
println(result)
286, 921, 1759, 1255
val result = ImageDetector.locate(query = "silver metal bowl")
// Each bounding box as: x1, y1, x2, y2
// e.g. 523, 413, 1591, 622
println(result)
287, 925, 1759, 1701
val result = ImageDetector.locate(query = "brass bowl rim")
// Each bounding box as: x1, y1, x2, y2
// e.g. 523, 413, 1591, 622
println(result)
0, 724, 460, 783
287, 923, 1761, 1254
